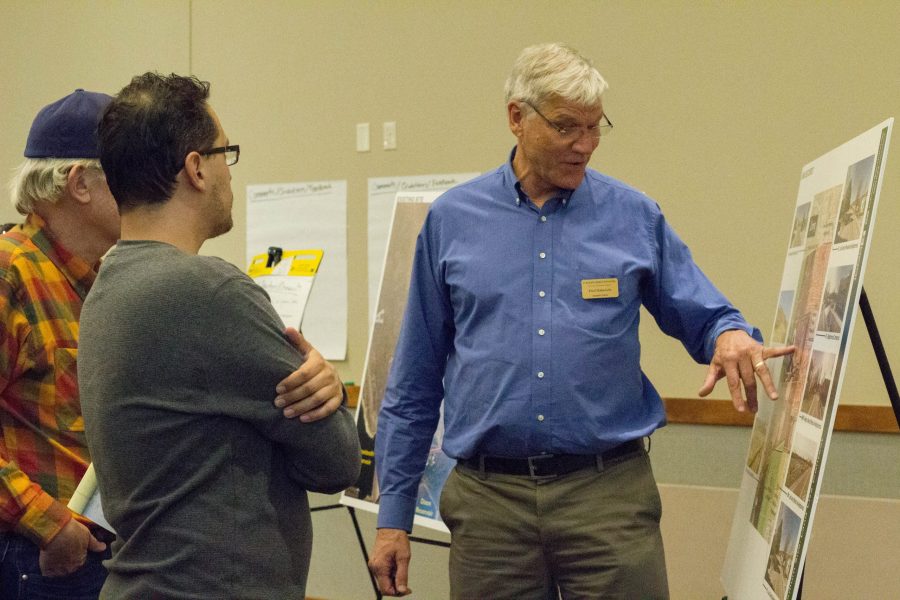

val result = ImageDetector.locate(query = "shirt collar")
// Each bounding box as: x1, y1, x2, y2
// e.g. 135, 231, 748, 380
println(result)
24, 213, 97, 300
502, 146, 575, 209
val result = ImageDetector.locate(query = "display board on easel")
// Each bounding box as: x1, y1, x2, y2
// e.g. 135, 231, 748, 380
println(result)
340, 190, 454, 533
722, 119, 893, 599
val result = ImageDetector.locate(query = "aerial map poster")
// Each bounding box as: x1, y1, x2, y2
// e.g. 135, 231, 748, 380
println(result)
341, 190, 453, 533
722, 119, 893, 600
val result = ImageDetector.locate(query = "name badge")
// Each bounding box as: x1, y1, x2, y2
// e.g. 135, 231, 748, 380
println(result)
581, 278, 619, 299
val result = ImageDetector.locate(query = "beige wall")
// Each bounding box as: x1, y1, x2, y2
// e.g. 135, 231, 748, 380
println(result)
3, 2, 898, 598
3, 1, 899, 407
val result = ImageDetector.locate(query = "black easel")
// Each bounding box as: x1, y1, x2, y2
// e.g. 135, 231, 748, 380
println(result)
858, 287, 900, 424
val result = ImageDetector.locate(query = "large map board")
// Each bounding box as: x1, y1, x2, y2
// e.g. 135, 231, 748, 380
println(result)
722, 119, 893, 599
341, 190, 453, 533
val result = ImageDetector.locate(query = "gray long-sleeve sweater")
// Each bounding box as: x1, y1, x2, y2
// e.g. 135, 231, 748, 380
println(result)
78, 240, 360, 599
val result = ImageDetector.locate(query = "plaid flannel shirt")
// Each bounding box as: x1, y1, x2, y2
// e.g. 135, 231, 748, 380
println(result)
0, 214, 95, 547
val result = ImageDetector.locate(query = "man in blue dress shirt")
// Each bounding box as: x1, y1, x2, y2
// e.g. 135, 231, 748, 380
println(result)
368, 43, 793, 599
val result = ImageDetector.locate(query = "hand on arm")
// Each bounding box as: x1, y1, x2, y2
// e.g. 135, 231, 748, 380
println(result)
698, 329, 796, 413
368, 528, 413, 596
39, 517, 106, 577
274, 327, 344, 422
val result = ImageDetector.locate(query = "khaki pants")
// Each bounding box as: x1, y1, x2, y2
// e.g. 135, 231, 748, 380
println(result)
439, 450, 669, 600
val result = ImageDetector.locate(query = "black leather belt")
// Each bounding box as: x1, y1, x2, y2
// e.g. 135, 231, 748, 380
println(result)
459, 439, 643, 477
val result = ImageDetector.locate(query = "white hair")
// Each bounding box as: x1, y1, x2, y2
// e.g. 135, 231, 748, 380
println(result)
8, 158, 101, 215
504, 42, 609, 108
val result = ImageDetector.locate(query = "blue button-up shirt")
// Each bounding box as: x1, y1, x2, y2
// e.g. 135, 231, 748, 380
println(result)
375, 154, 760, 531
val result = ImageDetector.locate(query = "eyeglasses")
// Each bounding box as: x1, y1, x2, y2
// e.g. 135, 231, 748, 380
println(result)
200, 144, 240, 166
524, 102, 612, 141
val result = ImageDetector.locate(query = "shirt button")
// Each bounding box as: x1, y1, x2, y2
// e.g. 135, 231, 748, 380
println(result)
537, 371, 545, 379
537, 414, 545, 422
539, 252, 546, 259
538, 328, 545, 336
538, 290, 546, 298
21, 575, 28, 581
540, 216, 547, 222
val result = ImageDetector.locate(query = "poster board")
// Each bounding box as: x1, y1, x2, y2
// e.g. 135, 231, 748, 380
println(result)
340, 190, 453, 533
246, 181, 348, 359
722, 119, 893, 599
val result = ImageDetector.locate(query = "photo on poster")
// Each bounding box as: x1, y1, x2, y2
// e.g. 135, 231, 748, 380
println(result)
771, 290, 795, 344
789, 202, 811, 249
746, 419, 768, 475
817, 264, 853, 334
799, 349, 837, 421
751, 245, 831, 536
785, 432, 817, 503
806, 185, 842, 247
834, 155, 875, 244
746, 354, 784, 476
750, 381, 796, 538
764, 502, 802, 600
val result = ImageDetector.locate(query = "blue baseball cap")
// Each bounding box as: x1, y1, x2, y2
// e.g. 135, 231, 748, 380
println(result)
24, 89, 113, 159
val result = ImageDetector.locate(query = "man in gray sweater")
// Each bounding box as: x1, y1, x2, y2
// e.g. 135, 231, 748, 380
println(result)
77, 72, 360, 599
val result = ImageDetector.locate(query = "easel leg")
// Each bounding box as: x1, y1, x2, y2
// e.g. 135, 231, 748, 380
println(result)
346, 506, 383, 600
859, 287, 900, 427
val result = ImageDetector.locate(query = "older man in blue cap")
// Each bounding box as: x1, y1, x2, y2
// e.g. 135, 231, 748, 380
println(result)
0, 89, 117, 597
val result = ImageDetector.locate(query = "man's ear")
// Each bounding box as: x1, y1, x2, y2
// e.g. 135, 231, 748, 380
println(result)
508, 101, 525, 137
183, 151, 206, 191
66, 165, 92, 205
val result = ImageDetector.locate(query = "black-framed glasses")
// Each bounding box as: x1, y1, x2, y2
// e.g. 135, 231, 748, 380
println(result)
200, 144, 240, 166
524, 102, 612, 141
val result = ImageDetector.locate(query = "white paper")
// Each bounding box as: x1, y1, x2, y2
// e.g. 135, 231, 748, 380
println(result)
247, 181, 347, 359
67, 463, 115, 534
254, 274, 315, 331
367, 173, 480, 323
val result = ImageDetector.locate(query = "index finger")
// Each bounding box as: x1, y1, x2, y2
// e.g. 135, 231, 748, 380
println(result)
283, 327, 312, 354
756, 345, 796, 400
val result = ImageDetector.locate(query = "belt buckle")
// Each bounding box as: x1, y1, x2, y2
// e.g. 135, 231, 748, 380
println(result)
527, 454, 556, 478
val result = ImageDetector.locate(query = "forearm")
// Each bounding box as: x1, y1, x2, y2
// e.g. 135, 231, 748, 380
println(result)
0, 464, 71, 547
374, 396, 442, 532
279, 405, 361, 493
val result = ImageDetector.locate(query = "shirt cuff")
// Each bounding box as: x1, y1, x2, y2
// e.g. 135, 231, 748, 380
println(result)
377, 493, 418, 532
17, 490, 73, 548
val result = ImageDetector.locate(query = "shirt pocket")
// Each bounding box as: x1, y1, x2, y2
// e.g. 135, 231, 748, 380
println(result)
566, 268, 634, 337
53, 346, 84, 432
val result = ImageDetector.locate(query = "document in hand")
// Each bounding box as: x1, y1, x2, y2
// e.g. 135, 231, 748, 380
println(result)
67, 463, 116, 534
